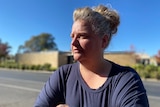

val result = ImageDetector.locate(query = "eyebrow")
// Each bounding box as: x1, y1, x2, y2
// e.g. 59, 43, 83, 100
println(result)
70, 32, 89, 37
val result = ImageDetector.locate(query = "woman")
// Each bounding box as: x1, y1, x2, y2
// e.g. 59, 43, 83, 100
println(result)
34, 5, 149, 107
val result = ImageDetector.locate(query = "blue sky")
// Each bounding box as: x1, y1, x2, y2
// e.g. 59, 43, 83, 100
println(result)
0, 0, 159, 56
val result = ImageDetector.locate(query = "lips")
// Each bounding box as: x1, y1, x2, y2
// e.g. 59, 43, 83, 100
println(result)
73, 49, 81, 53
72, 48, 83, 53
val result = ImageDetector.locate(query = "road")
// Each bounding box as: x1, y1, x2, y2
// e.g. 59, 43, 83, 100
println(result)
0, 69, 160, 107
143, 80, 160, 107
0, 69, 50, 107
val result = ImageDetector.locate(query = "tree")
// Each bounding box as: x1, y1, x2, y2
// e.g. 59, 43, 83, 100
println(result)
130, 44, 136, 52
156, 50, 160, 58
0, 39, 11, 60
155, 50, 160, 65
18, 33, 58, 53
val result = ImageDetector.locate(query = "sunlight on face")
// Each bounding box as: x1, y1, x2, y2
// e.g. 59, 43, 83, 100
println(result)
71, 20, 103, 62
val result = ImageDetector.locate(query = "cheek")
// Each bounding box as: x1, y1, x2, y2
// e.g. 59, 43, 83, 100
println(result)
79, 39, 91, 49
84, 39, 101, 52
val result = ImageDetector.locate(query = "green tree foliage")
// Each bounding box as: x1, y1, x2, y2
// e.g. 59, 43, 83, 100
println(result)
133, 64, 160, 80
18, 33, 58, 53
0, 39, 11, 60
154, 50, 160, 66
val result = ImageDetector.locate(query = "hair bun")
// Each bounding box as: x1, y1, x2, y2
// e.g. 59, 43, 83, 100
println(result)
93, 5, 120, 34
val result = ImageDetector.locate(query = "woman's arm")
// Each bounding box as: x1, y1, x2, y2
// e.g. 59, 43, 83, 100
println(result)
116, 68, 149, 107
34, 68, 66, 107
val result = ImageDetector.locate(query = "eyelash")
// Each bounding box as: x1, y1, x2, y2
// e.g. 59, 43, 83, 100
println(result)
78, 35, 85, 38
71, 35, 88, 39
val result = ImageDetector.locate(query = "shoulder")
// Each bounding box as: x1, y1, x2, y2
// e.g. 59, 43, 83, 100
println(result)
110, 62, 145, 88
111, 62, 140, 79
110, 62, 146, 91
59, 62, 78, 71
46, 62, 78, 90
57, 62, 78, 74
109, 63, 149, 106
51, 62, 78, 80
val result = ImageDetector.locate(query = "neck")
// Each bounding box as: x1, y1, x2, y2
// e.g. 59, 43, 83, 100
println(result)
79, 58, 111, 76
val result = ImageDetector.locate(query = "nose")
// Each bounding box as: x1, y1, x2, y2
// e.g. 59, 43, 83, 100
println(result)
71, 37, 79, 46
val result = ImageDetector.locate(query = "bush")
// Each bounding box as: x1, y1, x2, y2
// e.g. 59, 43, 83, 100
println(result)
42, 63, 51, 71
145, 65, 157, 72
156, 71, 160, 80
133, 64, 160, 79
0, 61, 56, 72
0, 63, 5, 67
143, 70, 151, 78
36, 64, 43, 70
19, 64, 27, 70
48, 67, 57, 72
30, 65, 36, 70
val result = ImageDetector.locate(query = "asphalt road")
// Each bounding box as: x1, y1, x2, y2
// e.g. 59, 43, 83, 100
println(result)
0, 69, 160, 107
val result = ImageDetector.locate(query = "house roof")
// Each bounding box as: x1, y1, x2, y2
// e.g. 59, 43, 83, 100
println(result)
135, 53, 150, 59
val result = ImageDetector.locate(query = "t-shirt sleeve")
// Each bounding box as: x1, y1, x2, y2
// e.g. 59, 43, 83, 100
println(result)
112, 67, 149, 107
34, 66, 69, 107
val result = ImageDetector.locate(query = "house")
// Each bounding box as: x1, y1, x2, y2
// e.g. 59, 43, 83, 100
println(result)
16, 51, 155, 68
154, 56, 160, 66
103, 51, 137, 66
135, 53, 150, 65
15, 51, 73, 68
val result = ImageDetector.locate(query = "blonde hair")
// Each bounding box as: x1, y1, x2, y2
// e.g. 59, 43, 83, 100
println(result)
73, 4, 120, 40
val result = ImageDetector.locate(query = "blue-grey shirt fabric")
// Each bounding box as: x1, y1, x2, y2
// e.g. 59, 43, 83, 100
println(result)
34, 62, 149, 107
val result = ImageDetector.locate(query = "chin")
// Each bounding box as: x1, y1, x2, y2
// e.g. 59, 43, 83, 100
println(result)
73, 54, 83, 62
73, 56, 80, 61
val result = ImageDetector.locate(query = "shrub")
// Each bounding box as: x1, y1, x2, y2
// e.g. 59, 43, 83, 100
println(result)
143, 70, 151, 78
145, 65, 157, 72
34, 64, 43, 70
0, 63, 5, 67
30, 65, 36, 70
18, 64, 27, 70
48, 67, 57, 72
42, 63, 51, 71
156, 71, 160, 80
132, 64, 160, 79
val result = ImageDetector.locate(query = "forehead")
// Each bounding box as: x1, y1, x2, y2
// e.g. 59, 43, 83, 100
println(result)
71, 20, 92, 33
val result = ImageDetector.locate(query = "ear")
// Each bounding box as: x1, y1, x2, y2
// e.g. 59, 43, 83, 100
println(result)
101, 35, 109, 48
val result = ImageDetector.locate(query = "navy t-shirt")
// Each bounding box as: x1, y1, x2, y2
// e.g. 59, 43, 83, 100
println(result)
34, 62, 149, 107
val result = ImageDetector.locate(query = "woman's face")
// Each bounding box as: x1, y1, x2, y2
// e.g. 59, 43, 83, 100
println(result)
70, 20, 105, 62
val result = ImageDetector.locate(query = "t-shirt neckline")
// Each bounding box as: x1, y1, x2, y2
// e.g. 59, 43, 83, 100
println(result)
76, 62, 114, 93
